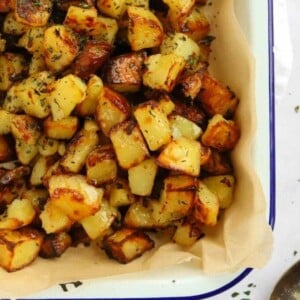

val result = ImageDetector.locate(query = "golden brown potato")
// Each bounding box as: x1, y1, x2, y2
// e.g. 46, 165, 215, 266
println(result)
0, 135, 14, 162
105, 52, 145, 93
110, 120, 150, 169
0, 178, 27, 206
201, 149, 232, 175
0, 110, 14, 135
109, 178, 136, 207
39, 232, 72, 258
198, 74, 239, 117
201, 114, 240, 151
93, 16, 119, 44
158, 94, 175, 115
173, 220, 203, 247
3, 12, 30, 35
55, 0, 95, 11
102, 228, 154, 263
37, 135, 59, 157
0, 227, 44, 272
96, 86, 131, 136
97, 0, 127, 19
18, 27, 46, 54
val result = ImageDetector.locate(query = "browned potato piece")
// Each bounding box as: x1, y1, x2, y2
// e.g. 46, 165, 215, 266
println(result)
103, 228, 154, 263
73, 40, 112, 80
56, 0, 95, 11
96, 86, 131, 136
109, 178, 136, 207
97, 0, 127, 19
173, 220, 203, 247
43, 116, 79, 140
110, 120, 150, 169
106, 52, 145, 93
201, 114, 240, 151
39, 232, 72, 258
0, 165, 30, 185
179, 70, 204, 99
0, 227, 44, 272
0, 135, 14, 162
201, 149, 232, 175
198, 74, 239, 117
200, 143, 211, 166
86, 145, 118, 186
0, 178, 27, 206
13, 0, 52, 26
127, 6, 164, 51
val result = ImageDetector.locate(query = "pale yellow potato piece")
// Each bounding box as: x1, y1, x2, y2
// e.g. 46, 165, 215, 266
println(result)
109, 179, 136, 207
3, 12, 29, 35
97, 0, 127, 19
0, 110, 14, 134
169, 115, 202, 140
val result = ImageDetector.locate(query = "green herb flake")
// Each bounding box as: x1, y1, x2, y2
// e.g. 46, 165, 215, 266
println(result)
231, 292, 239, 298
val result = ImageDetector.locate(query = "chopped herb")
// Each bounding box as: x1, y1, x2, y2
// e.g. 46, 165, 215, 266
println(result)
295, 105, 300, 113
231, 292, 239, 297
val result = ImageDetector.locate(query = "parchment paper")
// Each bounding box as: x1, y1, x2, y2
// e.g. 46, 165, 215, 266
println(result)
0, 0, 273, 297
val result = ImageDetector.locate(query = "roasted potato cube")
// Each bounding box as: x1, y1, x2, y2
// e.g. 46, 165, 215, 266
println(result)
86, 145, 118, 186
158, 94, 175, 115
127, 6, 164, 51
0, 53, 27, 91
143, 54, 185, 92
93, 16, 119, 44
106, 52, 144, 93
201, 149, 232, 175
193, 182, 219, 226
44, 25, 79, 72
96, 87, 131, 136
55, 0, 95, 11
0, 135, 14, 162
42, 160, 63, 187
0, 178, 27, 206
201, 114, 240, 151
109, 178, 136, 207
40, 202, 73, 234
202, 175, 235, 209
48, 174, 103, 221
75, 75, 103, 117
80, 199, 118, 239
73, 41, 112, 80
200, 143, 211, 166
179, 69, 205, 99
134, 101, 171, 151
103, 228, 154, 263
18, 27, 46, 54
128, 158, 158, 196
0, 165, 30, 186
157, 137, 201, 176
37, 135, 59, 157
169, 115, 202, 140
39, 232, 72, 258
48, 74, 87, 121
3, 12, 30, 35
60, 129, 99, 173
21, 188, 48, 213
152, 175, 197, 226
97, 0, 127, 19
15, 139, 39, 165
173, 220, 203, 247
0, 227, 44, 272
30, 155, 57, 186
198, 74, 239, 117
0, 198, 36, 230
110, 120, 149, 169
0, 110, 14, 135
13, 0, 52, 26
11, 114, 41, 145
43, 116, 79, 140
125, 0, 149, 9
28, 52, 47, 75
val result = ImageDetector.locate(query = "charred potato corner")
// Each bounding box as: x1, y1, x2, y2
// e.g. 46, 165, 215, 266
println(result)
0, 0, 240, 272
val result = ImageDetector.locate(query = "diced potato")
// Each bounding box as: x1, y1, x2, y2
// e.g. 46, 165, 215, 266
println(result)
96, 87, 131, 136
44, 25, 79, 72
43, 116, 79, 140
193, 182, 219, 226
73, 41, 112, 80
15, 139, 39, 165
143, 53, 185, 92
84, 119, 100, 132
127, 6, 164, 51
134, 101, 171, 151
152, 175, 197, 226
21, 188, 49, 213
30, 155, 57, 186
37, 135, 59, 156
169, 115, 202, 140
173, 220, 203, 247
109, 179, 136, 207
3, 85, 23, 113
48, 74, 87, 121
158, 94, 175, 115
60, 129, 99, 173
200, 143, 211, 166
18, 27, 46, 53
80, 199, 118, 239
106, 52, 144, 93
0, 53, 27, 91
0, 228, 44, 272
201, 149, 232, 175
28, 52, 47, 75
48, 174, 103, 221
160, 32, 201, 71
0, 198, 36, 230
110, 120, 150, 169
0, 135, 14, 162
86, 145, 118, 186
13, 0, 52, 26
103, 228, 154, 263
64, 5, 99, 35
157, 137, 201, 176
198, 74, 239, 117
202, 175, 235, 209
93, 16, 119, 44
11, 115, 41, 145
0, 110, 14, 134
97, 0, 127, 19
201, 114, 240, 151
3, 12, 30, 35
0, 166, 30, 186
39, 232, 72, 258
40, 202, 73, 234
0, 178, 27, 206
179, 69, 205, 99
128, 158, 158, 196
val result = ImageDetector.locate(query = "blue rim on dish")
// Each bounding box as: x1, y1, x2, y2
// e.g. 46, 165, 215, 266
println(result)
18, 1, 276, 299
